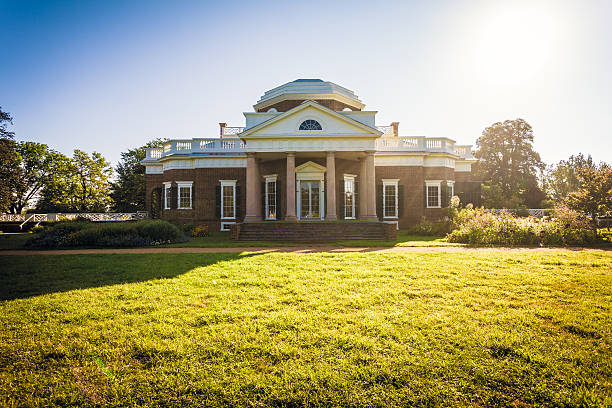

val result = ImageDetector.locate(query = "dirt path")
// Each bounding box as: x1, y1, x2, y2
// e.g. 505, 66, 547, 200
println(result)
0, 246, 609, 255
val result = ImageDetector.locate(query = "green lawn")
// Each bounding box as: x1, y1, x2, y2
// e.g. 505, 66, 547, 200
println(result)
166, 230, 457, 248
0, 231, 456, 250
1, 250, 610, 407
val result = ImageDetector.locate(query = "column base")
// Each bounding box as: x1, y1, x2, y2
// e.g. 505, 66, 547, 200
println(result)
244, 215, 263, 222
325, 215, 338, 221
284, 215, 298, 221
359, 215, 379, 221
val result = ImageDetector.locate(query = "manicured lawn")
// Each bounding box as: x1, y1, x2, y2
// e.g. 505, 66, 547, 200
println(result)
165, 230, 457, 248
0, 231, 456, 250
1, 250, 610, 407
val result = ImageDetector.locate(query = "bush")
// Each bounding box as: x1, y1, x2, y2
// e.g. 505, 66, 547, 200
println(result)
446, 206, 598, 246
26, 220, 188, 249
191, 225, 209, 237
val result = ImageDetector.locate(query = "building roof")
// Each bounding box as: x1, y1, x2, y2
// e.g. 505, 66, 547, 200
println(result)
253, 79, 365, 111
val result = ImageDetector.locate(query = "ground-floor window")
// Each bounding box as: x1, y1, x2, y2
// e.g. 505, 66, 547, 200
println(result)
177, 181, 193, 209
220, 180, 236, 219
163, 182, 172, 209
446, 181, 454, 205
265, 175, 277, 220
383, 179, 399, 218
344, 175, 356, 219
426, 181, 441, 208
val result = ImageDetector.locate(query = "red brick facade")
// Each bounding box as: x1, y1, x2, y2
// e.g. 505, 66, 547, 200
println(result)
146, 161, 481, 231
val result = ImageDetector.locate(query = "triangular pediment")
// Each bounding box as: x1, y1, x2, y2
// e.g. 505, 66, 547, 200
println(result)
295, 161, 326, 173
239, 100, 382, 139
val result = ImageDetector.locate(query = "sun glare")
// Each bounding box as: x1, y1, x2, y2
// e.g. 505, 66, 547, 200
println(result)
473, 5, 563, 86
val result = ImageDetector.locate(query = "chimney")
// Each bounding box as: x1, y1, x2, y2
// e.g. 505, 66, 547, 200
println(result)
391, 122, 400, 137
219, 122, 227, 137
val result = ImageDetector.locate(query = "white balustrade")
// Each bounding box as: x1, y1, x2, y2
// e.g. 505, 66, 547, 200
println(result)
222, 127, 244, 136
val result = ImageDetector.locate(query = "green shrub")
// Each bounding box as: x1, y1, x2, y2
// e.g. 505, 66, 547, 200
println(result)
446, 206, 597, 246
26, 220, 188, 249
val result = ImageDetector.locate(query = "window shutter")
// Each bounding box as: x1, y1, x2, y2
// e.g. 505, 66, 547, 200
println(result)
376, 184, 383, 220
398, 185, 404, 218
441, 183, 448, 208
276, 181, 282, 219
171, 186, 178, 209
355, 180, 359, 219
424, 184, 428, 208
235, 186, 242, 220
339, 179, 345, 220
215, 185, 221, 219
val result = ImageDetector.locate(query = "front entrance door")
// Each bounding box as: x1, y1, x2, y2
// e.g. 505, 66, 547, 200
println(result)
300, 181, 321, 219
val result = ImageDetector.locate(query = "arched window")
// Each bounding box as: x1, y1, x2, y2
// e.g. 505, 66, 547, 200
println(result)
299, 119, 322, 130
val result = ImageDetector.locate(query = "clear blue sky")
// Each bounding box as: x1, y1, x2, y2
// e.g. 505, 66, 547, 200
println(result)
1, 0, 611, 166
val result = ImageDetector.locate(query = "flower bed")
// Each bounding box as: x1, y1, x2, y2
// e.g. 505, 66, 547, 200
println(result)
446, 206, 598, 246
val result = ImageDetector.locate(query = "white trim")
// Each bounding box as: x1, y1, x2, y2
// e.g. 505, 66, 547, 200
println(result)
220, 222, 235, 232
426, 181, 442, 208
163, 183, 172, 210
220, 180, 237, 221
382, 179, 399, 219
343, 174, 356, 219
264, 176, 277, 220
177, 182, 193, 210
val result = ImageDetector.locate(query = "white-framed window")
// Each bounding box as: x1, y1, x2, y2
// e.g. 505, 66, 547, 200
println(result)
426, 180, 442, 208
446, 181, 454, 205
163, 182, 172, 210
265, 175, 277, 220
344, 174, 356, 219
220, 180, 236, 220
176, 181, 193, 209
382, 179, 399, 218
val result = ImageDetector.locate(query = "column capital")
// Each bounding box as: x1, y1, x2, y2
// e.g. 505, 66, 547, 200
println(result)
246, 152, 257, 158
365, 150, 376, 156
326, 150, 336, 156
286, 152, 296, 157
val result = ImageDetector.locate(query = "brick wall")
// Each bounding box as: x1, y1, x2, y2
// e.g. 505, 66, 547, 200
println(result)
146, 161, 481, 230
146, 168, 246, 230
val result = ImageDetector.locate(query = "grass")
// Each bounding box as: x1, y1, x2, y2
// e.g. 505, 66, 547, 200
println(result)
0, 231, 457, 250
166, 230, 458, 248
1, 250, 611, 407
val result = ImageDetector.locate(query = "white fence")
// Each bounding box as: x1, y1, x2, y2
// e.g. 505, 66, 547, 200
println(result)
0, 212, 147, 226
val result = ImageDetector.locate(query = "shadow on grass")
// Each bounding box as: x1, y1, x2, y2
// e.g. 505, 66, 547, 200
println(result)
0, 252, 254, 301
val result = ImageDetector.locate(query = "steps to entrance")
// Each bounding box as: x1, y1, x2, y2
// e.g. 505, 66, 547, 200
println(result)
230, 222, 396, 241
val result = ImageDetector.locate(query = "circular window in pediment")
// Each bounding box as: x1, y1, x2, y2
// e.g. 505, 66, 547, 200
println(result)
299, 119, 322, 131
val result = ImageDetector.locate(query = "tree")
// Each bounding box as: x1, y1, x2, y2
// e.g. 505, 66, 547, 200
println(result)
567, 162, 612, 234
8, 142, 63, 213
474, 119, 545, 208
37, 150, 113, 212
111, 139, 165, 212
545, 154, 595, 203
0, 107, 20, 213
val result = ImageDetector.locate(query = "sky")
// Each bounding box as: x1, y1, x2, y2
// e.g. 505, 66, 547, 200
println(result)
1, 0, 611, 167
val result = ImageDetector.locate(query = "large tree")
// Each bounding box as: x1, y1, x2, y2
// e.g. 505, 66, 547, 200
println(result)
37, 150, 113, 212
474, 118, 545, 208
567, 162, 612, 234
8, 142, 63, 213
0, 107, 20, 213
111, 139, 165, 212
545, 154, 595, 203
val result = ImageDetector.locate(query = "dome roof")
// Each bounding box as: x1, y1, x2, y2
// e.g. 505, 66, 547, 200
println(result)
253, 79, 364, 111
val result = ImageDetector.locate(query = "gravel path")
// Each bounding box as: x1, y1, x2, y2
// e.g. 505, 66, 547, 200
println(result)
1, 246, 608, 255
